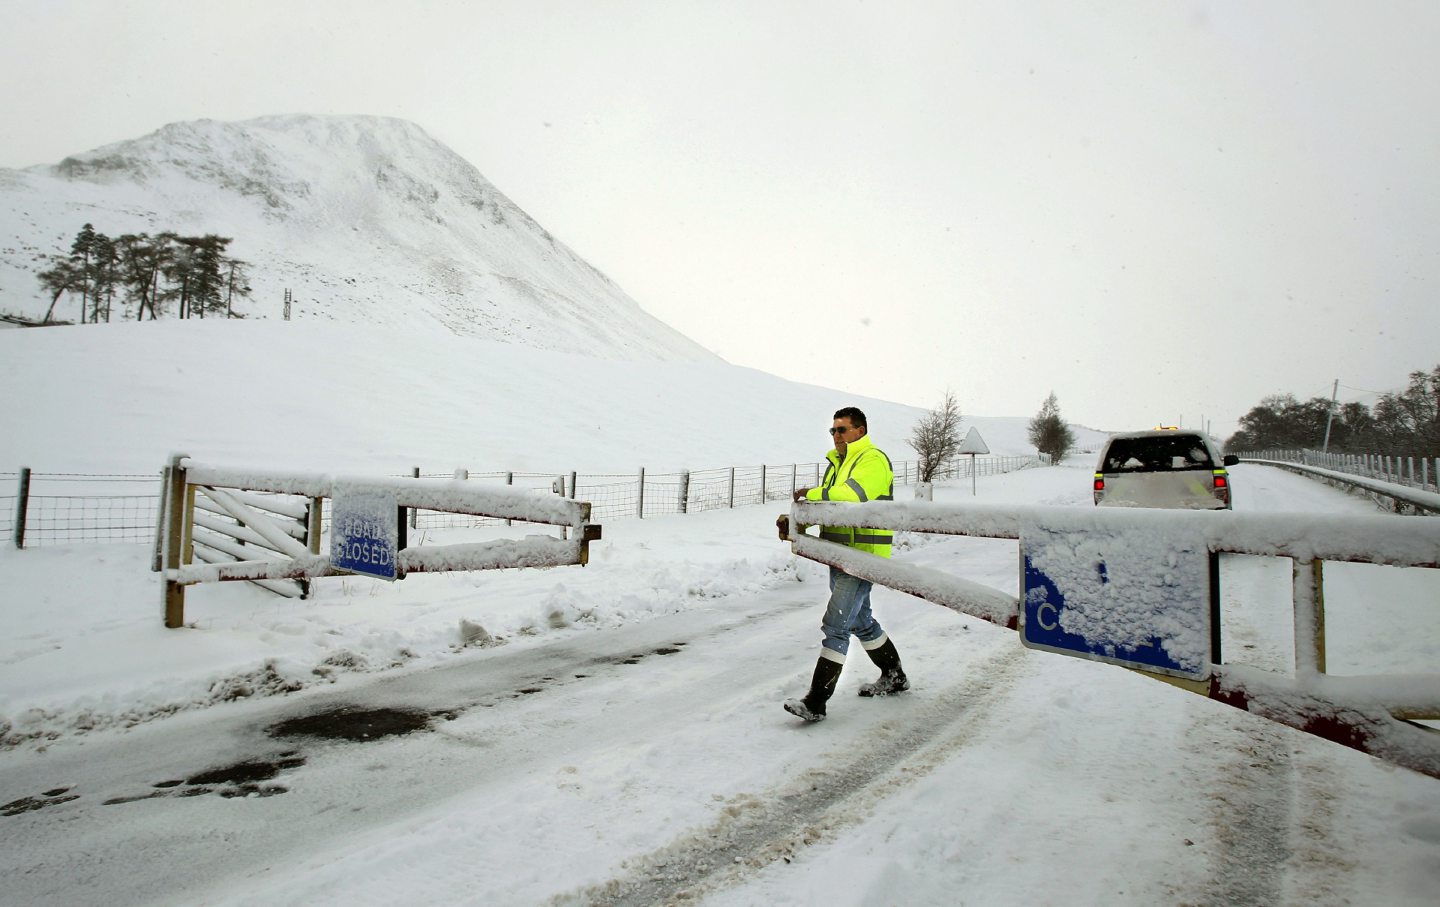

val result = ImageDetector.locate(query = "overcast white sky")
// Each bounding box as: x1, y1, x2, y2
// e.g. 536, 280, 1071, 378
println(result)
2, 1, 1437, 438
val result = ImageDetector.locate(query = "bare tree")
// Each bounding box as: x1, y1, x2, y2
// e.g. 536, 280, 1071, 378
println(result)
909, 390, 964, 482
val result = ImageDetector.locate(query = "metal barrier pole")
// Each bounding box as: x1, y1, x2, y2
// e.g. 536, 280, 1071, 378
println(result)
1293, 558, 1327, 675
152, 467, 169, 571
410, 467, 419, 529
13, 467, 30, 549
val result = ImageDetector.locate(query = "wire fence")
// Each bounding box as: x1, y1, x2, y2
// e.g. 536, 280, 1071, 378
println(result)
1236, 449, 1440, 493
4, 454, 1046, 548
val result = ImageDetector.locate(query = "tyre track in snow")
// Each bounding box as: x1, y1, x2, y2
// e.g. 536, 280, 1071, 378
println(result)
554, 638, 1029, 907
1199, 717, 1296, 906
1189, 708, 1358, 907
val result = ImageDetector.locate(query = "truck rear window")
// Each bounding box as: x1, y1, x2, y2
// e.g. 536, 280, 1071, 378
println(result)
1102, 436, 1214, 472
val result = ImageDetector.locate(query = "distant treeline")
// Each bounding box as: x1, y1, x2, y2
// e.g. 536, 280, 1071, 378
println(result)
36, 224, 252, 324
1226, 365, 1440, 459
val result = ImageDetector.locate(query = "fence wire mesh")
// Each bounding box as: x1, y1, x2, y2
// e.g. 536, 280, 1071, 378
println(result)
6, 456, 1048, 548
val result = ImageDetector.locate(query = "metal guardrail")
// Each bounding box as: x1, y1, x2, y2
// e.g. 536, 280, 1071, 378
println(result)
780, 499, 1440, 778
1243, 458, 1440, 515
1238, 449, 1439, 494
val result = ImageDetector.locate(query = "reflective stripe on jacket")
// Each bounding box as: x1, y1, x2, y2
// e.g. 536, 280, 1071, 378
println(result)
805, 434, 894, 558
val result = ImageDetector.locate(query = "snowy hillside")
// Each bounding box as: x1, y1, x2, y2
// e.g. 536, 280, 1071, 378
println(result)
0, 318, 1109, 475
0, 115, 715, 363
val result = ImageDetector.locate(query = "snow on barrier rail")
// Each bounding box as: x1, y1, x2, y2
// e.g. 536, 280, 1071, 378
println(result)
780, 500, 1440, 778
159, 455, 601, 629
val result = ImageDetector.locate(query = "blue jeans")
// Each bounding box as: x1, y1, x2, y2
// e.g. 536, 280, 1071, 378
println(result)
821, 567, 886, 658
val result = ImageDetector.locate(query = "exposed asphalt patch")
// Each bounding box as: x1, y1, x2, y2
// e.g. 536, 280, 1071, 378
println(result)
100, 752, 308, 806
267, 706, 433, 742
2, 788, 79, 816
188, 754, 307, 786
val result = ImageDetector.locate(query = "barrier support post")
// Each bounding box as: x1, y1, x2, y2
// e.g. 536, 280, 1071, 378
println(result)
410, 467, 419, 529
1293, 558, 1327, 675
163, 455, 190, 628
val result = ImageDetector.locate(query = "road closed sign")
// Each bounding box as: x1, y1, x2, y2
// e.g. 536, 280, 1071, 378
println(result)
1020, 521, 1212, 680
330, 482, 399, 581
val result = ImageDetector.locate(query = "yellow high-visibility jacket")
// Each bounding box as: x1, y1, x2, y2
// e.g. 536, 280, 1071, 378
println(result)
805, 433, 894, 558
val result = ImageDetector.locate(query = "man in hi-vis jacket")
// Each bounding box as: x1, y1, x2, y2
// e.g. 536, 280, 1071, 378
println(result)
783, 406, 908, 722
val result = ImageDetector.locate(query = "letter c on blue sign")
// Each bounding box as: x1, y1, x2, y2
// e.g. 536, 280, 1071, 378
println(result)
1037, 602, 1059, 632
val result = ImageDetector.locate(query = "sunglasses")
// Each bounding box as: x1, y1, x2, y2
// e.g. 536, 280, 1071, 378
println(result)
829, 425, 855, 435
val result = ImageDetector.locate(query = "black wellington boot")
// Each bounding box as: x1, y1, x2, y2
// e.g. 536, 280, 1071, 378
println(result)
784, 656, 843, 722
858, 638, 909, 697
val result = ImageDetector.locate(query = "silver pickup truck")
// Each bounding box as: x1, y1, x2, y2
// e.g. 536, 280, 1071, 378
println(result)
1092, 429, 1238, 510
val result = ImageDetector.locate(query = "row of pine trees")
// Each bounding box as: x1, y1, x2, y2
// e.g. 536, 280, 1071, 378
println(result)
37, 224, 252, 324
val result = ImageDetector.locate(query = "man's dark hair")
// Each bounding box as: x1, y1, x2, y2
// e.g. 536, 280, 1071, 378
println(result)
834, 406, 867, 429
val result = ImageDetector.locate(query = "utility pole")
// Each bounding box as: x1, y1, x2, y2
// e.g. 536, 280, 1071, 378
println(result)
1321, 378, 1339, 452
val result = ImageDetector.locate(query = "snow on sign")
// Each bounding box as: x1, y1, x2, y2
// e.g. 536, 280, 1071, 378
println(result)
330, 482, 399, 581
957, 427, 990, 455
1019, 521, 1212, 680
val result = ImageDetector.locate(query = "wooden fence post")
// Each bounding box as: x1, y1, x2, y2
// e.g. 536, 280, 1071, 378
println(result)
13, 467, 29, 549
760, 465, 767, 504
505, 471, 513, 526
638, 468, 645, 519
680, 471, 690, 514
728, 467, 735, 508
163, 454, 189, 628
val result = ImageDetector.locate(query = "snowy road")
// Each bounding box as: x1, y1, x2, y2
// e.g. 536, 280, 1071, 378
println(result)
2, 464, 1438, 905
3, 581, 1032, 905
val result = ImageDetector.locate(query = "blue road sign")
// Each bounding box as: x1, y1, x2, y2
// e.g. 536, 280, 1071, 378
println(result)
330, 485, 398, 581
1020, 525, 1211, 680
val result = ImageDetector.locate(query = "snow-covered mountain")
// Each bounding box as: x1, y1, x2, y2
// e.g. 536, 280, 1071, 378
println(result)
0, 114, 716, 362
